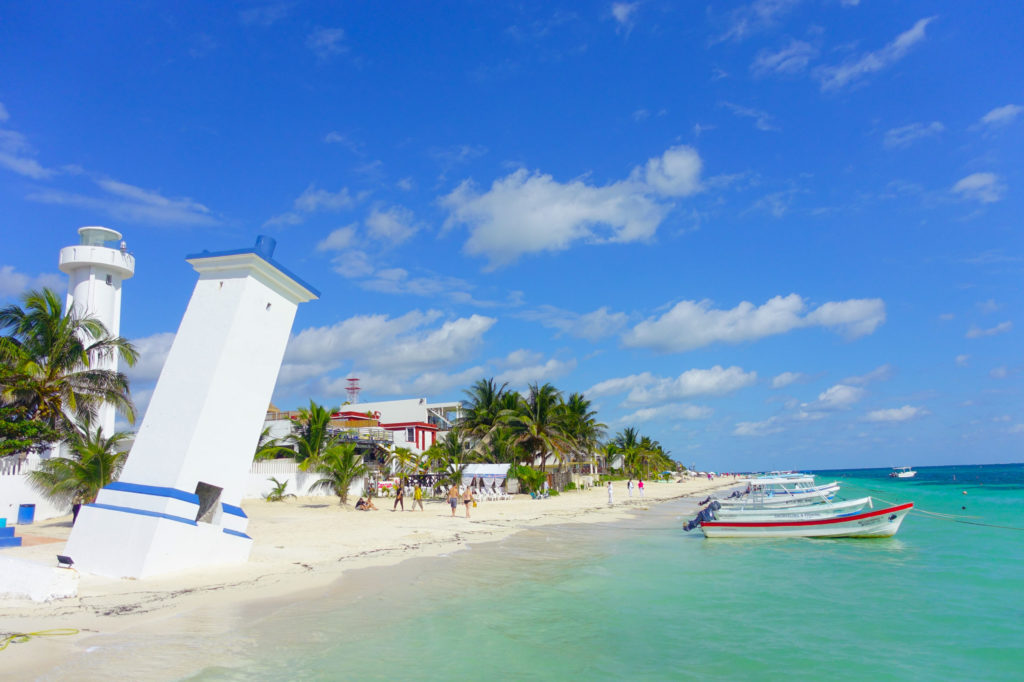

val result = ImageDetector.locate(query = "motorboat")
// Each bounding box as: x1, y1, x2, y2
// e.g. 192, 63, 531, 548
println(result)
717, 479, 840, 508
889, 466, 917, 479
714, 496, 873, 521
695, 502, 914, 538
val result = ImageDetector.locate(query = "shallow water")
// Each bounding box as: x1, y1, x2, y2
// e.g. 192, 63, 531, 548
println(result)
45, 464, 1024, 680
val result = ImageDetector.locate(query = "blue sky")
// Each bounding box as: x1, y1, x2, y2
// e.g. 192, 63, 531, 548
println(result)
2, 1, 1022, 471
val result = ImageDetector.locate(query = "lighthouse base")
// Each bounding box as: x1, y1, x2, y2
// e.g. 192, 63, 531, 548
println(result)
64, 483, 252, 579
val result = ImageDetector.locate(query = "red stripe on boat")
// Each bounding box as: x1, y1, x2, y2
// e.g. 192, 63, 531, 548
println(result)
702, 502, 914, 528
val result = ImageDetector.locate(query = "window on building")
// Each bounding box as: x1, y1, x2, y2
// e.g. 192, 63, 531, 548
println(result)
406, 427, 415, 442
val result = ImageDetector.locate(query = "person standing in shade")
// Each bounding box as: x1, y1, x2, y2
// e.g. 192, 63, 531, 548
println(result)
607, 480, 614, 506
448, 484, 460, 517
393, 484, 405, 511
638, 479, 645, 498
627, 478, 634, 498
413, 483, 424, 511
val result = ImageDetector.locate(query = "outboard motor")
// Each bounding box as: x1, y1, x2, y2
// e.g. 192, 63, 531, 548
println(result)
683, 501, 721, 531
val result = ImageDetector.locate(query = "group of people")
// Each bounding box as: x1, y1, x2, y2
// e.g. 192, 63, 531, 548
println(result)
355, 481, 474, 517
606, 478, 646, 506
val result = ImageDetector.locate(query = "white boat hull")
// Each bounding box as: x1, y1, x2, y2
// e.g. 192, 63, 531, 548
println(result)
714, 497, 872, 521
700, 503, 913, 538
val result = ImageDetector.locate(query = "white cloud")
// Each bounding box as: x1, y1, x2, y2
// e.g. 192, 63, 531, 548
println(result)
638, 146, 703, 196
442, 145, 703, 268
810, 384, 865, 410
771, 371, 804, 388
976, 299, 1000, 315
0, 265, 63, 298
1009, 423, 1024, 434
976, 104, 1023, 129
955, 354, 970, 367
0, 128, 55, 180
966, 321, 1012, 339
842, 364, 892, 386
721, 101, 779, 131
277, 310, 497, 400
495, 356, 577, 388
306, 27, 346, 59
588, 372, 656, 398
365, 204, 420, 245
623, 366, 757, 406
815, 17, 935, 91
239, 3, 291, 26
265, 184, 355, 226
864, 405, 928, 422
952, 173, 1004, 204
713, 0, 801, 43
611, 2, 639, 31
751, 40, 818, 76
28, 177, 217, 226
327, 248, 375, 279
734, 416, 783, 436
0, 102, 8, 121
618, 403, 713, 424
317, 224, 358, 252
287, 311, 495, 376
990, 366, 1008, 379
883, 121, 944, 148
623, 294, 885, 353
124, 332, 177, 383
521, 305, 629, 341
0, 151, 54, 179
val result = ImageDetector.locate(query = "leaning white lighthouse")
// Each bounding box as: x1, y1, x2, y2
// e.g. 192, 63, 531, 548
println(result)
58, 226, 135, 436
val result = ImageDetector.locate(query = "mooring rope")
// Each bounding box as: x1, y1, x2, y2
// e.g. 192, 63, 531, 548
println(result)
868, 494, 1024, 532
0, 628, 79, 652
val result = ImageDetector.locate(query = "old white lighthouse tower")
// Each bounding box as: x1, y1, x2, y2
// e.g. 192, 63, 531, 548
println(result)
58, 226, 135, 436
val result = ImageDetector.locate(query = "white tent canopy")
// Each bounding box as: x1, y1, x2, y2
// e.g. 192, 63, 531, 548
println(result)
461, 463, 511, 487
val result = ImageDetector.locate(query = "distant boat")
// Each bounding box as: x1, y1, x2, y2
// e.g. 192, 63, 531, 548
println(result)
889, 466, 917, 479
698, 502, 914, 538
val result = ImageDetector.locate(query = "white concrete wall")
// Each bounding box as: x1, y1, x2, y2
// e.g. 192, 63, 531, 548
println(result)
245, 462, 366, 501
0, 473, 70, 523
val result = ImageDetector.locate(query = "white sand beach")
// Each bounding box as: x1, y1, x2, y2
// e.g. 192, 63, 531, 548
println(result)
1, 478, 734, 678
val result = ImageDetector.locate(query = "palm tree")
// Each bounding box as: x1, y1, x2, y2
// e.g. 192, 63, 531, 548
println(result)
287, 401, 339, 465
460, 377, 510, 458
27, 419, 129, 522
253, 426, 291, 461
264, 476, 295, 501
307, 442, 367, 504
561, 392, 605, 471
0, 288, 138, 437
501, 382, 572, 470
386, 446, 417, 481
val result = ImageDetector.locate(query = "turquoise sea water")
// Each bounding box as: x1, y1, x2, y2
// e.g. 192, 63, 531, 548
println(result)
177, 463, 1023, 681
48, 464, 1021, 680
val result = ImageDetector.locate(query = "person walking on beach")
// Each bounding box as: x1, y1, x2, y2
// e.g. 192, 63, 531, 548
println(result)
607, 480, 614, 506
393, 484, 405, 511
413, 483, 424, 511
462, 485, 475, 518
448, 484, 460, 517
627, 479, 633, 498
638, 479, 645, 498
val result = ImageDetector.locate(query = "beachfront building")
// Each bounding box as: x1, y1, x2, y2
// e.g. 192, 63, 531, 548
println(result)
262, 397, 463, 456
